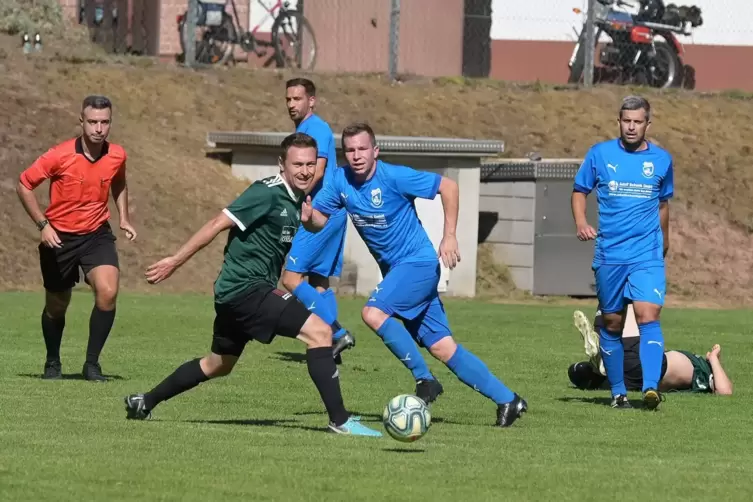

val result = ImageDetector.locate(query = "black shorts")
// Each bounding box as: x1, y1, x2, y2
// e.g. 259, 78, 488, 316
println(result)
38, 223, 119, 292
211, 284, 313, 357
623, 337, 668, 391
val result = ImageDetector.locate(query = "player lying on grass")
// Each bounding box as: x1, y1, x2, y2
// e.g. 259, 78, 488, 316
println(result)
123, 133, 381, 437
568, 305, 733, 396
300, 122, 527, 427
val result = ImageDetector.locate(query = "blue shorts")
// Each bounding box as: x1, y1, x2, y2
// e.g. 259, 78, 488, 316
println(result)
594, 260, 666, 314
286, 208, 347, 278
368, 261, 451, 349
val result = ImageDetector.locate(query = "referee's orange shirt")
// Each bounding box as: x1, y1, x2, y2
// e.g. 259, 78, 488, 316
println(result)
19, 137, 127, 235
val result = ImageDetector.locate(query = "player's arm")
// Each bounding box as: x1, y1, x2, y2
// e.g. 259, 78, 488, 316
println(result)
660, 200, 669, 257
17, 148, 62, 248
659, 158, 674, 258
111, 158, 137, 241
707, 345, 733, 395
437, 176, 461, 269
572, 149, 598, 241
305, 183, 342, 232
146, 184, 269, 284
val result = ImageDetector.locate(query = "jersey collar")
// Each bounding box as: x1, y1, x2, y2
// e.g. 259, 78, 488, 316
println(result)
276, 174, 298, 201
75, 136, 110, 163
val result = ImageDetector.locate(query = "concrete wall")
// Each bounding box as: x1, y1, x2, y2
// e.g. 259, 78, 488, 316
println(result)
479, 181, 536, 292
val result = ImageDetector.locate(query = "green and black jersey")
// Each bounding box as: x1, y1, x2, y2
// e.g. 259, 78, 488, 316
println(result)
214, 174, 302, 304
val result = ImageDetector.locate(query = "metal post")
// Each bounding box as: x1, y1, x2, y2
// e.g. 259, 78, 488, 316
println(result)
185, 0, 198, 68
388, 0, 401, 81
583, 0, 596, 87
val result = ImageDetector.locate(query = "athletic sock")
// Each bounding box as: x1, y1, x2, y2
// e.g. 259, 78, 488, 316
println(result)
306, 347, 349, 426
445, 344, 515, 404
639, 321, 664, 391
86, 306, 116, 364
599, 327, 627, 396
41, 310, 65, 362
376, 318, 433, 381
320, 288, 347, 340
143, 358, 209, 410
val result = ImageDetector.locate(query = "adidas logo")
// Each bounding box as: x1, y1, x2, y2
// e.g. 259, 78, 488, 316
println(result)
280, 208, 288, 217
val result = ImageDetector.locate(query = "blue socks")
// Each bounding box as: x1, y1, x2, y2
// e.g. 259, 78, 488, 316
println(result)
446, 344, 515, 405
376, 318, 433, 381
292, 283, 346, 341
599, 327, 627, 397
639, 321, 664, 391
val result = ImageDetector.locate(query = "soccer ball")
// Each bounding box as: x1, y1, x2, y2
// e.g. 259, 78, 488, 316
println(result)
382, 394, 431, 442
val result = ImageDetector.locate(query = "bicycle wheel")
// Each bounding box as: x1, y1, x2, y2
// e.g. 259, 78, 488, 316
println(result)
271, 10, 317, 70
180, 11, 236, 66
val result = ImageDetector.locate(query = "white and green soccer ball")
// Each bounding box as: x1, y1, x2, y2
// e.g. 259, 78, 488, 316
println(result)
382, 394, 431, 442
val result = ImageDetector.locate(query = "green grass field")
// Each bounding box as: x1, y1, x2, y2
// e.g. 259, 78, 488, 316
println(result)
1, 291, 751, 501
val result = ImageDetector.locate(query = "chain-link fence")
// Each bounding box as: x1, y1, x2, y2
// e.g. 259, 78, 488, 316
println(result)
571, 0, 707, 89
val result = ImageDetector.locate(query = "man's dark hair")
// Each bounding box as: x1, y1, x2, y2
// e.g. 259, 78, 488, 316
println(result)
82, 95, 112, 112
341, 122, 376, 148
280, 132, 318, 161
285, 78, 316, 96
619, 95, 651, 121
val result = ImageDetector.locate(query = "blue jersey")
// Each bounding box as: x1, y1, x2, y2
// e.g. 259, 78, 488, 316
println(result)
295, 114, 337, 198
574, 139, 674, 265
313, 160, 441, 272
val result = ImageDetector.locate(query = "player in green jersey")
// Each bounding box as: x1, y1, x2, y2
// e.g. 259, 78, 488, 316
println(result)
568, 305, 733, 398
123, 133, 381, 437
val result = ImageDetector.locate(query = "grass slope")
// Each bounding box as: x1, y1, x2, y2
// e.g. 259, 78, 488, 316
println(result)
0, 32, 752, 303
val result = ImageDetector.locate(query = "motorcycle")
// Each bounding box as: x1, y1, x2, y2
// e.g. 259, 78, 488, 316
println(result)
568, 0, 703, 89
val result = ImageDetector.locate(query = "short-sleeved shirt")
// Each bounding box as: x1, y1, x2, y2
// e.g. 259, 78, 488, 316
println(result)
295, 114, 338, 199
573, 139, 674, 265
19, 137, 127, 234
214, 174, 303, 304
312, 160, 441, 273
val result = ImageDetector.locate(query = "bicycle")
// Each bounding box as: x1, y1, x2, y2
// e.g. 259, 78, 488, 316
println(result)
177, 0, 317, 70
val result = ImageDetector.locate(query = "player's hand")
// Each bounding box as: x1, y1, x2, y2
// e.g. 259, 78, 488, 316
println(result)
439, 235, 461, 270
576, 223, 597, 241
301, 196, 313, 223
41, 225, 62, 248
120, 220, 137, 241
145, 256, 179, 285
707, 344, 722, 361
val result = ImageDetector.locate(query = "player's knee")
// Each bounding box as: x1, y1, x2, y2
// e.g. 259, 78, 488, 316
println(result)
45, 290, 71, 318
200, 354, 236, 378
361, 306, 388, 331
281, 270, 303, 293
602, 314, 623, 333
308, 273, 330, 292
634, 306, 661, 324
428, 337, 456, 363
303, 315, 333, 348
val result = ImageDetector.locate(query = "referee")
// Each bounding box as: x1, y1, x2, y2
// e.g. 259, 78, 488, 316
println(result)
16, 95, 137, 382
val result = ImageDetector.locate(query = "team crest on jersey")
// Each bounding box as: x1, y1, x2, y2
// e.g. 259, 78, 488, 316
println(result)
608, 180, 618, 192
280, 226, 295, 244
642, 161, 655, 178
370, 188, 383, 208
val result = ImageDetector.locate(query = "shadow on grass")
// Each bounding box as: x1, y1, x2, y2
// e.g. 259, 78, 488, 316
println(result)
17, 372, 125, 381
186, 418, 324, 433
557, 396, 644, 408
273, 351, 307, 364
294, 410, 458, 425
